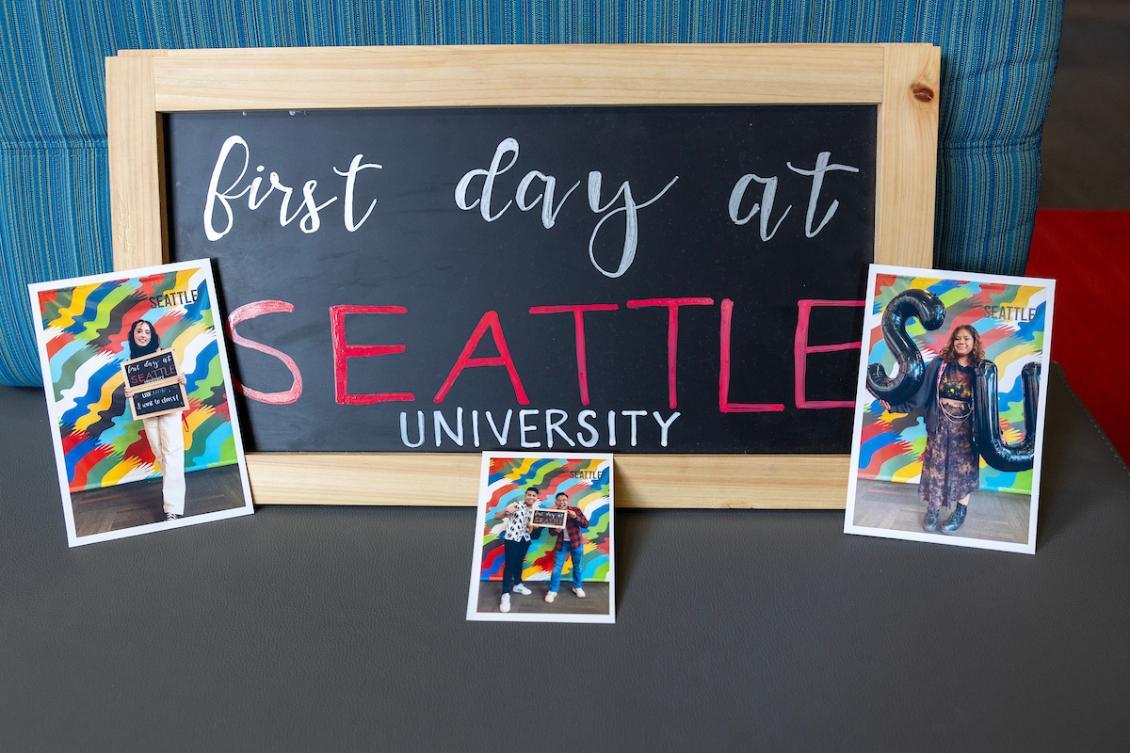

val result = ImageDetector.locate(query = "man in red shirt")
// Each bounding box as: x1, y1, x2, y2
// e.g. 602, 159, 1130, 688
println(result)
545, 492, 590, 603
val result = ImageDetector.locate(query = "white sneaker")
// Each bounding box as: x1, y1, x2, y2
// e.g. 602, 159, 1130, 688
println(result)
499, 594, 511, 613
572, 587, 586, 598
512, 584, 531, 595
545, 591, 557, 603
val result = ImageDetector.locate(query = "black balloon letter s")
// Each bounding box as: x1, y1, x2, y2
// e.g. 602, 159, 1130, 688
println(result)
866, 289, 946, 405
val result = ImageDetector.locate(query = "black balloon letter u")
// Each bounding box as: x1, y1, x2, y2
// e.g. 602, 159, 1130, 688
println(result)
973, 361, 1041, 472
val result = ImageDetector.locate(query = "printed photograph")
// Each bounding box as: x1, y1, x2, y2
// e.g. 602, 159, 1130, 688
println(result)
467, 452, 614, 623
28, 260, 254, 546
844, 264, 1055, 554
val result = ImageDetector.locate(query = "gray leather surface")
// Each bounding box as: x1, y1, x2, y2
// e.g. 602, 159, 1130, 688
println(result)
2, 366, 1128, 753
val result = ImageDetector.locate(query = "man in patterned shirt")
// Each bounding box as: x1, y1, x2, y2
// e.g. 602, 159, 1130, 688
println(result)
498, 486, 537, 613
545, 492, 590, 603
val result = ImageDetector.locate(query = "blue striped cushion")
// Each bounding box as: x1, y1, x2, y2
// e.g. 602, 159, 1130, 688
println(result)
0, 0, 1062, 386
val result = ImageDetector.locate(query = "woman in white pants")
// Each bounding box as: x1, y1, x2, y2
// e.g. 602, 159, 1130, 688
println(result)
124, 319, 187, 521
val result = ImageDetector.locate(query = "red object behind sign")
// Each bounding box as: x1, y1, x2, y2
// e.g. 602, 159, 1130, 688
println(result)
1026, 210, 1130, 463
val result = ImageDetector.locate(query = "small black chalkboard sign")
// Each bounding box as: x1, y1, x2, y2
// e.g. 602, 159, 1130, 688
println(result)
130, 382, 188, 419
122, 348, 185, 419
531, 508, 568, 530
123, 349, 178, 388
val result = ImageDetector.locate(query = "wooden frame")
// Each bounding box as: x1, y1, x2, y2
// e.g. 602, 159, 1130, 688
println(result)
106, 43, 939, 509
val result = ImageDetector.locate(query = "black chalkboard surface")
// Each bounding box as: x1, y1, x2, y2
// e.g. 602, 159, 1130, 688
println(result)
130, 382, 187, 419
165, 105, 875, 454
531, 508, 568, 530
123, 349, 178, 388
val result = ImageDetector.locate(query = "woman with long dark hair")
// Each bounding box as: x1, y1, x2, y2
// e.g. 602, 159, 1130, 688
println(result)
123, 319, 188, 521
883, 324, 984, 534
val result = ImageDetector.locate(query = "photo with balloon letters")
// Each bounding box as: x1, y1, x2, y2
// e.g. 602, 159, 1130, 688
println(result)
844, 265, 1054, 554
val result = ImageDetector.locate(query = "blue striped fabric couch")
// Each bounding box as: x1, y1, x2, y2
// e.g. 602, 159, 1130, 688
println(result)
0, 0, 1062, 386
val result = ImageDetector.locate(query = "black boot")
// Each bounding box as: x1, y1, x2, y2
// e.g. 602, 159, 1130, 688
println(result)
923, 506, 941, 532
941, 504, 967, 534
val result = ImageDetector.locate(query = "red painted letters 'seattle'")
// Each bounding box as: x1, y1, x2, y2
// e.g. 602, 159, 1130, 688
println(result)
226, 298, 864, 409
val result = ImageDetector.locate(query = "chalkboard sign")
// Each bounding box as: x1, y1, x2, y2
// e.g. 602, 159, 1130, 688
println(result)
122, 347, 186, 419
122, 349, 178, 388
108, 44, 939, 506
531, 508, 568, 530
165, 104, 875, 454
129, 381, 188, 420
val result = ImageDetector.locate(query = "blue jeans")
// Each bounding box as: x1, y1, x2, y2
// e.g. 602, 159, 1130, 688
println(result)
549, 545, 584, 592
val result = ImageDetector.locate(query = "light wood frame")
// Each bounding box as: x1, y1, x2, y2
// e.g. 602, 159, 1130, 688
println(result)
106, 43, 939, 509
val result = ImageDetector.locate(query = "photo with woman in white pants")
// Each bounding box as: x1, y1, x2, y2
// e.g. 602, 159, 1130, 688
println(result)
124, 319, 187, 521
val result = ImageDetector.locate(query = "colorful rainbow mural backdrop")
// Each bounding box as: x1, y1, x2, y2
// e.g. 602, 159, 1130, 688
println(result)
479, 456, 611, 582
36, 267, 237, 493
859, 273, 1049, 496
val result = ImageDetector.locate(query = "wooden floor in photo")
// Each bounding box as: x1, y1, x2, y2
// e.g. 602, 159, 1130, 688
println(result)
69, 464, 245, 537
476, 582, 610, 616
852, 478, 1030, 544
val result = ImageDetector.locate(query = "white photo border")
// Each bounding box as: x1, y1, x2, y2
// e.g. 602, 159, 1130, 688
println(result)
28, 259, 255, 547
843, 263, 1056, 555
466, 451, 616, 623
